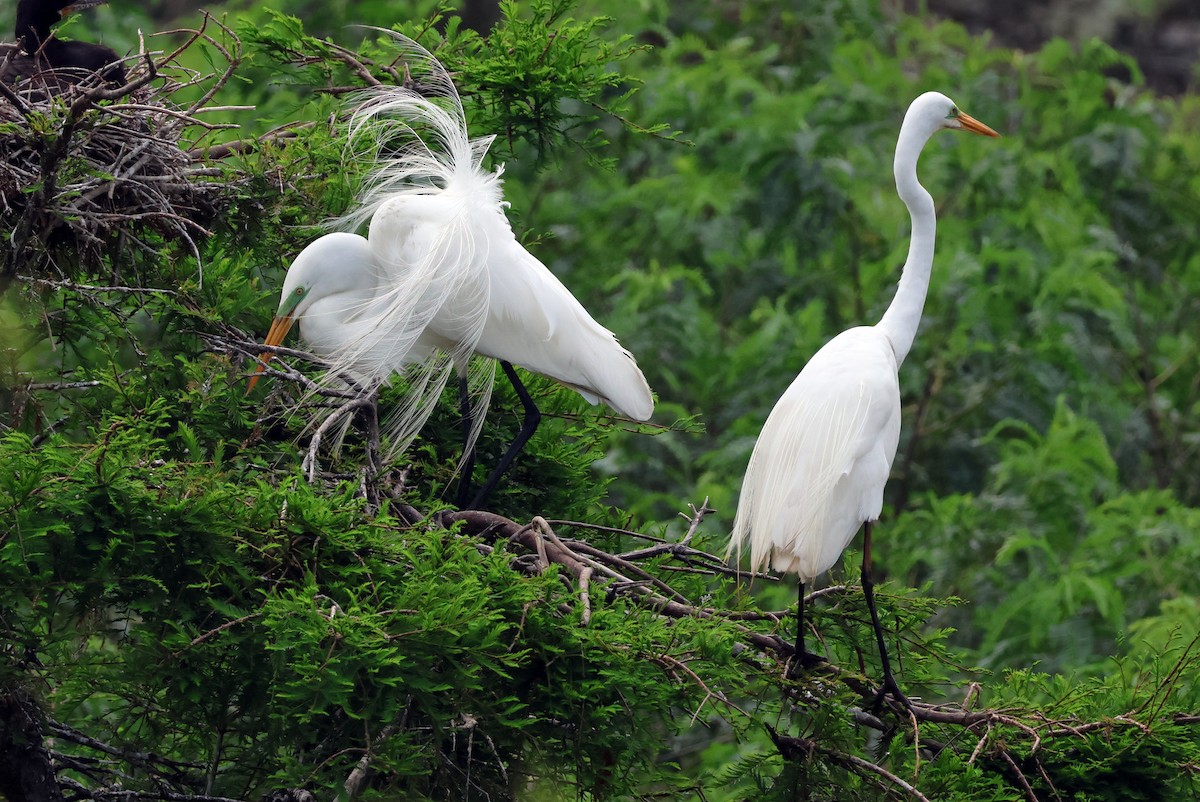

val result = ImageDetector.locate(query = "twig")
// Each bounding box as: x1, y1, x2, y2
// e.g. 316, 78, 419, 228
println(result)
545, 518, 672, 543
302, 395, 376, 481
46, 720, 204, 776
679, 497, 713, 545
344, 723, 399, 801
1000, 749, 1040, 802
19, 276, 179, 295
25, 380, 102, 391
578, 566, 593, 626
768, 725, 932, 802
173, 612, 262, 655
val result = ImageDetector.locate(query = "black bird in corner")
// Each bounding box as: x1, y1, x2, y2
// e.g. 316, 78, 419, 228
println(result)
3, 0, 126, 85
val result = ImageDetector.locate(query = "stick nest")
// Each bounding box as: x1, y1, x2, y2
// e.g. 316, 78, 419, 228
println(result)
0, 14, 246, 281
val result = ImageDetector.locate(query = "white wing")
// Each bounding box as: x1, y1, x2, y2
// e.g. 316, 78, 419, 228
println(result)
729, 326, 902, 581
448, 227, 653, 421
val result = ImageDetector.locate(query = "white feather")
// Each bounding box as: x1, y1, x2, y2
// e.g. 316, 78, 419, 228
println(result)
729, 327, 900, 581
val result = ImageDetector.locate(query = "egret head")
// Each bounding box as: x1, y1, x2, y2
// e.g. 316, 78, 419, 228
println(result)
274, 270, 313, 321
905, 91, 1000, 140
247, 233, 372, 392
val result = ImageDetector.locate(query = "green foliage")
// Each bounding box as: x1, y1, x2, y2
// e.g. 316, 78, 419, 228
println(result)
518, 1, 1200, 523
239, 1, 662, 165
0, 415, 749, 795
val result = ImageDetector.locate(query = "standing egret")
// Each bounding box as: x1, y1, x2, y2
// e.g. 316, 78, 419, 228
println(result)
728, 92, 998, 698
249, 34, 653, 508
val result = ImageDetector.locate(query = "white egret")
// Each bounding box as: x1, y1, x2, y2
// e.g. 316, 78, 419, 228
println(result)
727, 92, 998, 697
249, 34, 653, 507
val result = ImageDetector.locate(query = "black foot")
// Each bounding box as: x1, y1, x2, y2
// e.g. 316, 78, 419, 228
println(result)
870, 672, 912, 713
786, 650, 827, 680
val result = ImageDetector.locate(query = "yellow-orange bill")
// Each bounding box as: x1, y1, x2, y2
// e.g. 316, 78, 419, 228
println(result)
958, 111, 1000, 138
245, 315, 295, 393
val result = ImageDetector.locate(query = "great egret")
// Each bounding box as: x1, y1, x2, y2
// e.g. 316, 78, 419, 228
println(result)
249, 34, 654, 507
727, 92, 998, 698
2, 0, 126, 84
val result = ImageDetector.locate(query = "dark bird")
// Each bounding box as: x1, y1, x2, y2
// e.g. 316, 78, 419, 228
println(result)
2, 0, 126, 86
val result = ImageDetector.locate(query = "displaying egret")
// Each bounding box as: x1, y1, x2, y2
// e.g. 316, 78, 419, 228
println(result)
727, 92, 998, 697
2, 0, 126, 84
249, 34, 654, 507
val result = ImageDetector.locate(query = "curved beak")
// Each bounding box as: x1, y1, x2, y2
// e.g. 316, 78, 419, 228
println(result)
958, 111, 1000, 138
246, 315, 295, 393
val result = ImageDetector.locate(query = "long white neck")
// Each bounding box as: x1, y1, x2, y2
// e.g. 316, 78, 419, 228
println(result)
877, 122, 937, 367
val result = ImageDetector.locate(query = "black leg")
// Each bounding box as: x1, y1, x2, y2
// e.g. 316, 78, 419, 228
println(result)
788, 581, 825, 679
454, 375, 477, 508
862, 521, 910, 709
465, 361, 541, 510
798, 580, 805, 658
787, 581, 807, 680
363, 386, 383, 510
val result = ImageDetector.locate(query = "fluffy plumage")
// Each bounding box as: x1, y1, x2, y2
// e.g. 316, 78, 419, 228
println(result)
254, 33, 653, 462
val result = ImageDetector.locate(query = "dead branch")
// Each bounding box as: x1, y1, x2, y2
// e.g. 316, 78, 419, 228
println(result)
440, 508, 799, 660
189, 123, 311, 160
302, 394, 377, 482
432, 502, 1200, 794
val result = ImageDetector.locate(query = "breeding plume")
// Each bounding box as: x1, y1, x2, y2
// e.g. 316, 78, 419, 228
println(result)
250, 34, 653, 507
728, 92, 998, 697
2, 0, 126, 85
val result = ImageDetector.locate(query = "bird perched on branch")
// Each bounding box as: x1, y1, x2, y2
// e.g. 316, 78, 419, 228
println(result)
249, 32, 653, 508
1, 0, 126, 86
728, 92, 998, 700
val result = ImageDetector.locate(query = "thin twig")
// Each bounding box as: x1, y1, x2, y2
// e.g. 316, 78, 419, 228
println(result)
1000, 749, 1040, 802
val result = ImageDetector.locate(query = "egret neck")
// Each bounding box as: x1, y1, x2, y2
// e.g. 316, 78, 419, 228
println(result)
877, 117, 938, 368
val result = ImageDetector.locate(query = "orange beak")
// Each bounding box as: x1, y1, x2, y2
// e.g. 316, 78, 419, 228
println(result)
957, 111, 1000, 138
246, 314, 296, 393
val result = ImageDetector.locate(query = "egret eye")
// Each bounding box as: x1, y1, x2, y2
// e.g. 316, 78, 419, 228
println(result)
294, 287, 305, 296
948, 106, 959, 118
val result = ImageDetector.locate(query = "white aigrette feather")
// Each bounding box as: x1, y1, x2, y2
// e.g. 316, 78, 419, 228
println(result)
269, 32, 653, 463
